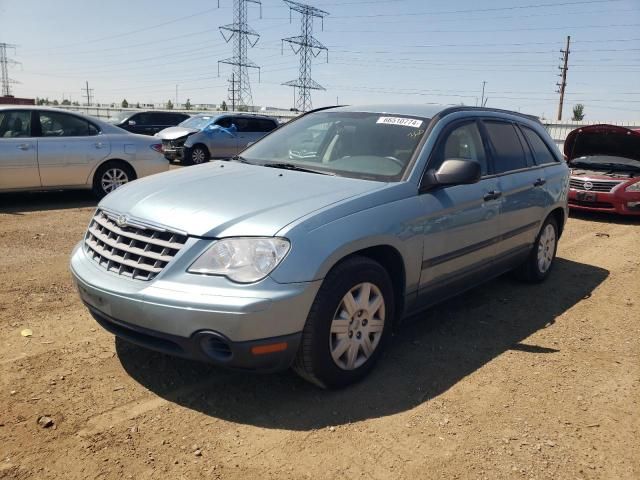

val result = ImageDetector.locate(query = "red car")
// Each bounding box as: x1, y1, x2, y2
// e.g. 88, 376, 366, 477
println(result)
565, 124, 640, 216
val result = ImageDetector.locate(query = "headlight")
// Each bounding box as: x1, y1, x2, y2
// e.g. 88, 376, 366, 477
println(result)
625, 182, 640, 192
188, 237, 290, 283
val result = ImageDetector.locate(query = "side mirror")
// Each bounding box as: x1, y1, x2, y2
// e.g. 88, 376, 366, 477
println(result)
127, 120, 136, 126
421, 159, 481, 192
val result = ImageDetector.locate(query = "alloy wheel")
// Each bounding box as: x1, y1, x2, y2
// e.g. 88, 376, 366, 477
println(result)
329, 282, 385, 370
101, 168, 129, 193
537, 223, 556, 273
192, 148, 206, 164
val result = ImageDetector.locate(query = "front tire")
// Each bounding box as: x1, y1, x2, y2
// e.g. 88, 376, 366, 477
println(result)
92, 161, 135, 199
513, 216, 559, 283
293, 256, 394, 389
183, 145, 210, 166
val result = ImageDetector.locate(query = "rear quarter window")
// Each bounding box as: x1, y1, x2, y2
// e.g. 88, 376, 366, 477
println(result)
521, 126, 559, 165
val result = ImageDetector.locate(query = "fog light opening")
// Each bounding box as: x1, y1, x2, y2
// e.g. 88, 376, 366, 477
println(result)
198, 333, 233, 362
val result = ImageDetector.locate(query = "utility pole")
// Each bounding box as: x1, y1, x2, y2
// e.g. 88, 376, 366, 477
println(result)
175, 84, 179, 107
556, 35, 570, 121
82, 81, 94, 106
480, 81, 487, 107
0, 43, 19, 97
218, 0, 262, 110
281, 0, 329, 112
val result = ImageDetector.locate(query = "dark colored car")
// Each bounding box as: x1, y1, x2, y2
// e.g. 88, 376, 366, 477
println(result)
565, 124, 640, 216
106, 111, 190, 136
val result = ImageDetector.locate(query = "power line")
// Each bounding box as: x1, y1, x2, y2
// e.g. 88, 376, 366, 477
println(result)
281, 0, 329, 112
327, 0, 624, 18
218, 0, 262, 108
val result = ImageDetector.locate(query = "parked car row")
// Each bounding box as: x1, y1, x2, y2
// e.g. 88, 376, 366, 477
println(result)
0, 106, 280, 197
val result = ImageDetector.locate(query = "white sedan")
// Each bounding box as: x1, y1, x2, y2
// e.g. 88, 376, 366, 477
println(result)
0, 106, 169, 198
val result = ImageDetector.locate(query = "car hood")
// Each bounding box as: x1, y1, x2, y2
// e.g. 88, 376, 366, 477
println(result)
564, 124, 640, 161
155, 126, 200, 140
99, 162, 385, 237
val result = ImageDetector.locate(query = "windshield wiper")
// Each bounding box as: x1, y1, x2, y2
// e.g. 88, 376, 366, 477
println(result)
262, 162, 335, 176
230, 155, 252, 164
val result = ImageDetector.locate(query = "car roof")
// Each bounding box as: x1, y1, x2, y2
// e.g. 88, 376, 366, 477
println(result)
322, 104, 540, 123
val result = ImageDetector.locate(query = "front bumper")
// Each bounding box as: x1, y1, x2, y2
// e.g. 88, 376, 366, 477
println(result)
70, 243, 321, 371
568, 188, 640, 216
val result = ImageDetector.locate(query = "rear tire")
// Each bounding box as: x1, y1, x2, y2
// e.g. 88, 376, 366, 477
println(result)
513, 216, 559, 283
92, 161, 136, 199
183, 145, 210, 166
293, 256, 394, 389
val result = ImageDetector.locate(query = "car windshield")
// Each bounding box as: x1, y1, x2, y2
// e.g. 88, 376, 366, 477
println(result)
240, 111, 429, 180
570, 155, 640, 172
179, 115, 215, 130
105, 111, 131, 124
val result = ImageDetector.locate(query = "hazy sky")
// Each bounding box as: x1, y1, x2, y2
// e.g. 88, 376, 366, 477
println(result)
1, 0, 639, 120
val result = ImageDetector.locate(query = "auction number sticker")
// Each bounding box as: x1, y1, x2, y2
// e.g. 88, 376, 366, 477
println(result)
376, 116, 423, 128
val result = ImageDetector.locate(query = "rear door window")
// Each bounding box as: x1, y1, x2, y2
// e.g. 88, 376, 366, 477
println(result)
0, 110, 32, 137
483, 121, 528, 174
233, 117, 251, 132
521, 126, 559, 165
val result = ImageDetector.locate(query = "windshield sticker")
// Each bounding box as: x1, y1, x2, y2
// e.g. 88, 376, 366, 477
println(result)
377, 116, 423, 128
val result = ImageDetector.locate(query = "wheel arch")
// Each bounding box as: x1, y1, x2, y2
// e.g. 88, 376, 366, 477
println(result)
88, 158, 137, 186
548, 207, 565, 237
323, 244, 407, 324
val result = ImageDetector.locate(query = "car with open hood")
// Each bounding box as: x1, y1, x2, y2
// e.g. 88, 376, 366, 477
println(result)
70, 104, 569, 388
156, 113, 278, 165
565, 124, 640, 216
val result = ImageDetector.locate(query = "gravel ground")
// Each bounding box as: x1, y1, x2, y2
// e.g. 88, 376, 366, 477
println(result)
0, 188, 638, 480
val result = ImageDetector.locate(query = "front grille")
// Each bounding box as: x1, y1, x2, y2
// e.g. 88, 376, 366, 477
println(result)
569, 177, 622, 192
84, 210, 187, 281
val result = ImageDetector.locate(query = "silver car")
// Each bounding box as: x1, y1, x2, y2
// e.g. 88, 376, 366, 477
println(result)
0, 106, 169, 198
156, 113, 278, 165
70, 105, 569, 388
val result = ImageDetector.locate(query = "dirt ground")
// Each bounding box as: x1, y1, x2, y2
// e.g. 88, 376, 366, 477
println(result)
0, 189, 638, 480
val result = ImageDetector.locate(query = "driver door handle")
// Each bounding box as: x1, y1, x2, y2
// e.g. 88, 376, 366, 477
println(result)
17, 143, 30, 150
533, 178, 546, 187
483, 190, 502, 201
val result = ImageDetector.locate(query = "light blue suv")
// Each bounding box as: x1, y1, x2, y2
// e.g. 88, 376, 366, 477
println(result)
70, 105, 569, 388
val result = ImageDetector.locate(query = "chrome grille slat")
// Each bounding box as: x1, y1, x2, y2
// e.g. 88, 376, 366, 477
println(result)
92, 214, 185, 250
87, 225, 174, 262
84, 210, 187, 281
569, 178, 622, 192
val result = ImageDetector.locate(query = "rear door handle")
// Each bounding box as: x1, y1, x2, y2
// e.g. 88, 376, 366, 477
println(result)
17, 143, 30, 150
483, 190, 502, 201
533, 178, 546, 187
95, 142, 105, 149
